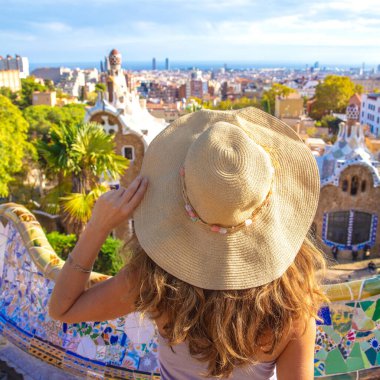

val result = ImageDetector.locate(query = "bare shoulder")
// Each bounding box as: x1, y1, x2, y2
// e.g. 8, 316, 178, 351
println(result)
275, 318, 316, 380
253, 318, 315, 380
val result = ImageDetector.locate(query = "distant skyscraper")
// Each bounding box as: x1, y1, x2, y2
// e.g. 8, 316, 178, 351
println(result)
360, 62, 365, 76
314, 61, 319, 69
165, 58, 169, 70
377, 64, 380, 74
152, 57, 156, 71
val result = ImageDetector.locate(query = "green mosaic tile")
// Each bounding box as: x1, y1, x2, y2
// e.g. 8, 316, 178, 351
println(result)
360, 340, 371, 351
346, 343, 364, 371
325, 375, 358, 380
325, 348, 348, 374
346, 357, 365, 372
323, 326, 342, 344
372, 299, 380, 321
374, 330, 380, 341
346, 302, 355, 308
362, 276, 380, 296
361, 349, 371, 368
365, 347, 377, 366
315, 348, 328, 360
364, 303, 376, 319
314, 368, 322, 377
360, 300, 374, 312
377, 352, 380, 365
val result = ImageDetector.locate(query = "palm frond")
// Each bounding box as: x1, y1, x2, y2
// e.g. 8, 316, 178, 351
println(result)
40, 180, 72, 215
60, 184, 108, 223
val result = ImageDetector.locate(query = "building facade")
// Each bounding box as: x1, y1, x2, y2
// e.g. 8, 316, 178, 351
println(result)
0, 54, 29, 79
274, 92, 303, 119
32, 91, 57, 106
314, 104, 380, 258
86, 49, 167, 240
360, 93, 380, 137
0, 70, 21, 92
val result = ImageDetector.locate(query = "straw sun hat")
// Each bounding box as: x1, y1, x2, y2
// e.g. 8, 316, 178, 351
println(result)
134, 107, 320, 290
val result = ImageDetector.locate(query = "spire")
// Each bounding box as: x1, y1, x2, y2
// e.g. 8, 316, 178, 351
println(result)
346, 103, 360, 127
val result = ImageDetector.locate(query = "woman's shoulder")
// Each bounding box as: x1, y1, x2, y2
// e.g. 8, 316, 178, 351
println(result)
254, 317, 316, 363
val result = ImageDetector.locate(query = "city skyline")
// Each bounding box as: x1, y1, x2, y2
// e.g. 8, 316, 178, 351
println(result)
1, 0, 380, 64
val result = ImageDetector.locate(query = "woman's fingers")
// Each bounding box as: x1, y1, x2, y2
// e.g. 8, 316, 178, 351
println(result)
122, 177, 148, 214
119, 175, 145, 202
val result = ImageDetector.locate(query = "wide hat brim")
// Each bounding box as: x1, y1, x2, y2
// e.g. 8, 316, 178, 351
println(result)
134, 108, 320, 290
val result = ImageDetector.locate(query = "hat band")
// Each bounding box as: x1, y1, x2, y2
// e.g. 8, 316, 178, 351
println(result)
179, 167, 273, 234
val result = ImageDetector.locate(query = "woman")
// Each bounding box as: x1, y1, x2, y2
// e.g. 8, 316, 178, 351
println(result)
49, 108, 327, 379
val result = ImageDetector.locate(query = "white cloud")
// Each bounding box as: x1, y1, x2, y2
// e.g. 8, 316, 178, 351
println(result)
2, 0, 380, 63
30, 21, 72, 32
313, 0, 380, 12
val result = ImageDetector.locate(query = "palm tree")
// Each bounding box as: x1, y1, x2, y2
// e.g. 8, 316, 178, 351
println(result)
38, 121, 128, 235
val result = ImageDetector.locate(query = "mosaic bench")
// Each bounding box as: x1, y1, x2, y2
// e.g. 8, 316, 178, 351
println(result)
1, 203, 380, 379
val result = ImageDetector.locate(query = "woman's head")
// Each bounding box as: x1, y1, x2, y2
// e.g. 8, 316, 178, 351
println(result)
134, 107, 320, 290
125, 236, 327, 378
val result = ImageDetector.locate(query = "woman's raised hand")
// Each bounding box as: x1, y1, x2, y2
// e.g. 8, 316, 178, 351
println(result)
89, 176, 148, 234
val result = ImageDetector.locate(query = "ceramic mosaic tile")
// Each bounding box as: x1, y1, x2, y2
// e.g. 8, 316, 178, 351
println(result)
2, 203, 380, 379
0, 215, 160, 378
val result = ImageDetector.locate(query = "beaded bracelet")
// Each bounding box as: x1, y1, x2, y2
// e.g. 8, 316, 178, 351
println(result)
67, 254, 93, 273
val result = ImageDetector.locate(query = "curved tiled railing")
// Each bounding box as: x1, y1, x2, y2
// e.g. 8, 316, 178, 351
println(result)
0, 203, 380, 379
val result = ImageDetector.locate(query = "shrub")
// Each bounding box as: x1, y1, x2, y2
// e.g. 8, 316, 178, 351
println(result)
46, 231, 77, 260
93, 237, 124, 276
46, 231, 124, 276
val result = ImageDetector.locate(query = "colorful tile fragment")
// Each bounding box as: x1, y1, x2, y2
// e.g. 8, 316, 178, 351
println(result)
2, 203, 380, 378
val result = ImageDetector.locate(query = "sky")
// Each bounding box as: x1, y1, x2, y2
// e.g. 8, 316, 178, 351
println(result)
1, 0, 380, 65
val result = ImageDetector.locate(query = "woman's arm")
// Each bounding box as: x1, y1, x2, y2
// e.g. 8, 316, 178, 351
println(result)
48, 176, 148, 323
275, 318, 316, 380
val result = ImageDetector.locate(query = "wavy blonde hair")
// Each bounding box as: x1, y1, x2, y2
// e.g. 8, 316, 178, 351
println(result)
124, 236, 327, 378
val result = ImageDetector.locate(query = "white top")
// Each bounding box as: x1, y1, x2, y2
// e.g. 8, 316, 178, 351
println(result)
158, 333, 277, 380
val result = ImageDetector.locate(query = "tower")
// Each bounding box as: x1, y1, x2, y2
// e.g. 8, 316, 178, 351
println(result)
152, 57, 156, 71
87, 49, 167, 240
106, 49, 128, 104
165, 58, 169, 70
109, 49, 122, 74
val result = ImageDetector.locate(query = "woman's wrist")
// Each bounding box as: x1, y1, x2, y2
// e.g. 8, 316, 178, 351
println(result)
68, 220, 109, 269
85, 219, 111, 239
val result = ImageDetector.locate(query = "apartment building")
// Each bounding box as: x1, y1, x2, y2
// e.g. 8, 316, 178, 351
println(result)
361, 93, 380, 137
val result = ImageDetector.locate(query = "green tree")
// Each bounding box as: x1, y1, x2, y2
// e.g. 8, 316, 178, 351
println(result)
0, 95, 32, 196
319, 115, 343, 135
311, 75, 362, 120
199, 97, 262, 111
38, 121, 128, 235
261, 84, 296, 115
19, 76, 47, 109
0, 86, 19, 105
44, 79, 55, 91
95, 83, 107, 93
86, 91, 98, 106
23, 104, 86, 141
